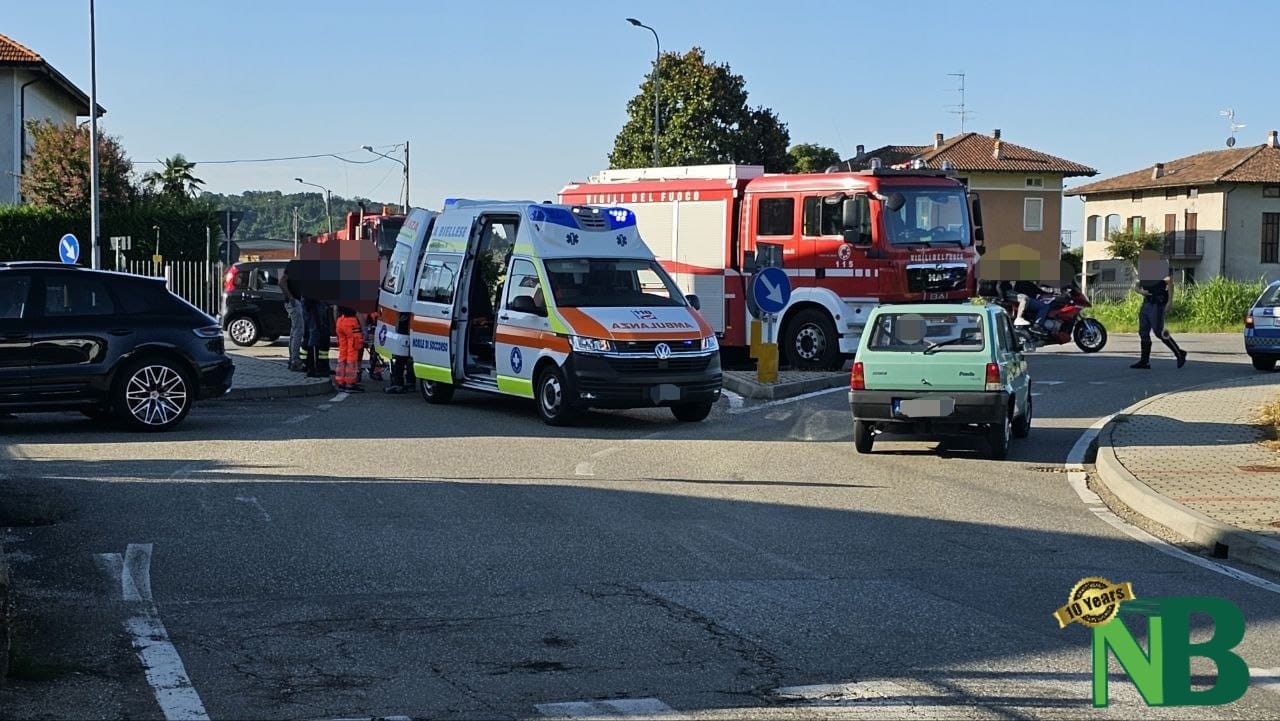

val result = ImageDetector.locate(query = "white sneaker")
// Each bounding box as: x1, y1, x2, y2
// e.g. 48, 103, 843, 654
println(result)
1014, 317, 1031, 326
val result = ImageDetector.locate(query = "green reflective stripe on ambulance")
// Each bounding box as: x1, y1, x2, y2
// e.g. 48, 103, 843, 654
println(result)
496, 375, 534, 398
414, 363, 453, 384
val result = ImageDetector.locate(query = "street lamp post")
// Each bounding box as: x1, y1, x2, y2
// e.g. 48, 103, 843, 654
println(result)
362, 144, 409, 213
89, 0, 101, 268
626, 18, 661, 167
295, 178, 333, 235
152, 224, 160, 260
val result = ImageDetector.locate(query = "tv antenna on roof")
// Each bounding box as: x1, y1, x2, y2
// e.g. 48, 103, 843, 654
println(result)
947, 72, 974, 133
1221, 108, 1245, 147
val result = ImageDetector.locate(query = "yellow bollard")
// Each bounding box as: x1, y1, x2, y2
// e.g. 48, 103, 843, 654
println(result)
749, 319, 762, 358
756, 343, 779, 384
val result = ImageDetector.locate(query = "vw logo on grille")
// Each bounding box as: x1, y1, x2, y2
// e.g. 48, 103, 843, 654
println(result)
653, 343, 672, 360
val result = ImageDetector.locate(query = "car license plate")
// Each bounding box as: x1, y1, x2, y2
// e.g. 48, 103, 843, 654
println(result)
652, 384, 681, 402
895, 397, 955, 417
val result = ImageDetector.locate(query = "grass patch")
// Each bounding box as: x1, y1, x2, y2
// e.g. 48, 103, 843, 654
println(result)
1256, 395, 1280, 451
1087, 277, 1266, 333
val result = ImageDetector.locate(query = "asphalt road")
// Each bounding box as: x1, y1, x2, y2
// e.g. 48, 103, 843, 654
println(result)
3, 333, 1279, 720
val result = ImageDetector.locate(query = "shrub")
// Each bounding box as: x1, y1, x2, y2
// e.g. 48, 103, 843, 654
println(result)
1086, 277, 1266, 333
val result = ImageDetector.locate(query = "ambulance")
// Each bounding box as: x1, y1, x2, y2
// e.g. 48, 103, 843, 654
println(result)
386, 200, 723, 425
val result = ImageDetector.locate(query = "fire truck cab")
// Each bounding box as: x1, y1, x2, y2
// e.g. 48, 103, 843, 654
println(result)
560, 163, 985, 371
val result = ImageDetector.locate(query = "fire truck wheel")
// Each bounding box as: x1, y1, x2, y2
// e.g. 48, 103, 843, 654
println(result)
784, 308, 841, 371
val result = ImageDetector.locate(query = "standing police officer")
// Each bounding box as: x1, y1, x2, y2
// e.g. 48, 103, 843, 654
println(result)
1131, 250, 1187, 369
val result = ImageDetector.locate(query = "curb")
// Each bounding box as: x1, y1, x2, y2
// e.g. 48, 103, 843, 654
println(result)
1091, 379, 1280, 575
219, 379, 335, 401
0, 539, 8, 684
722, 372, 848, 401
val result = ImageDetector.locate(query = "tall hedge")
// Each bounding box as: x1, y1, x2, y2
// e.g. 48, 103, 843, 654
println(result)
0, 202, 223, 263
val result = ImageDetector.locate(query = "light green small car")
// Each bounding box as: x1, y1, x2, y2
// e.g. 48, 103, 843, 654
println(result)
848, 303, 1033, 459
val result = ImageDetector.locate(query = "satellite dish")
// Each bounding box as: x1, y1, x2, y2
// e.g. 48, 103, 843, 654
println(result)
1227, 137, 1237, 148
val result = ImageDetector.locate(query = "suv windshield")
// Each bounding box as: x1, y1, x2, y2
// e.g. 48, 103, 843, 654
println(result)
544, 258, 686, 308
867, 312, 985, 352
883, 189, 971, 246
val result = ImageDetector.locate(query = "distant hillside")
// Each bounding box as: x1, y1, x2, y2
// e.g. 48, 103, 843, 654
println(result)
198, 190, 400, 240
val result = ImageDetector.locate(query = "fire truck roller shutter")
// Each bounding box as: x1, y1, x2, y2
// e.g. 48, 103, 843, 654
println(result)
670, 200, 727, 332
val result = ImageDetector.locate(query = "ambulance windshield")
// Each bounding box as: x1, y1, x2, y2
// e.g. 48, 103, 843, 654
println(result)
543, 258, 686, 308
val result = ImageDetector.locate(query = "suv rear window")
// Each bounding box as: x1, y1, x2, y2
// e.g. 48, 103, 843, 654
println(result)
44, 275, 116, 316
867, 312, 985, 352
1256, 284, 1280, 307
116, 279, 185, 315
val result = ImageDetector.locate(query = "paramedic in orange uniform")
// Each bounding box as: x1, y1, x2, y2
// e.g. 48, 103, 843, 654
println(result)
334, 306, 364, 392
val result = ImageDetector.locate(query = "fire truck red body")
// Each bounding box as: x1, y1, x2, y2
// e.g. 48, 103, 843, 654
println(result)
559, 164, 985, 370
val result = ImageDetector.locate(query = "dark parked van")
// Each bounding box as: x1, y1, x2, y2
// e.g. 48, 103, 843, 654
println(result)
221, 260, 290, 346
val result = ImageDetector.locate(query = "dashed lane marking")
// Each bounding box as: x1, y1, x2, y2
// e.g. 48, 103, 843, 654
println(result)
284, 413, 311, 424
720, 388, 744, 410
1035, 380, 1065, 385
95, 544, 209, 721
329, 392, 349, 403
234, 495, 272, 522
536, 698, 680, 718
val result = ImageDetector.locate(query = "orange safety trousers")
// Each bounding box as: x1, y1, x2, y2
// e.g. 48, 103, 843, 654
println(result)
335, 316, 363, 386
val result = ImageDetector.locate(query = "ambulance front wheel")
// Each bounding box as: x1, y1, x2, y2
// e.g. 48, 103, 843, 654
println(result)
536, 366, 578, 426
671, 401, 713, 423
420, 379, 455, 404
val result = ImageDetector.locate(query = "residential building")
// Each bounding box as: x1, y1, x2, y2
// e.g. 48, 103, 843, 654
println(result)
1066, 131, 1280, 297
843, 130, 1097, 283
1, 32, 104, 204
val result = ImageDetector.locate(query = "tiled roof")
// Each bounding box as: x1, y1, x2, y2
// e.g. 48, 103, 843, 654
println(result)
844, 133, 1096, 177
1064, 144, 1280, 195
0, 33, 42, 63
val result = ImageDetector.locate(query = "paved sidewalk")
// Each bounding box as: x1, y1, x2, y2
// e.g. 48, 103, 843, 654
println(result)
223, 351, 333, 400
1094, 374, 1280, 572
723, 369, 849, 400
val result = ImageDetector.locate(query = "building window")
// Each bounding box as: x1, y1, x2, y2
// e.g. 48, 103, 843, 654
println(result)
1130, 190, 1142, 202
1105, 214, 1122, 236
756, 198, 794, 236
1086, 215, 1101, 241
1023, 198, 1044, 231
1263, 212, 1280, 264
1265, 186, 1280, 198
1025, 177, 1044, 188
1188, 187, 1199, 198
1128, 216, 1145, 233
1165, 187, 1179, 199
1100, 269, 1117, 283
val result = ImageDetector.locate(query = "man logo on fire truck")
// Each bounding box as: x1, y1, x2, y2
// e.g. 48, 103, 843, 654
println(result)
560, 163, 986, 371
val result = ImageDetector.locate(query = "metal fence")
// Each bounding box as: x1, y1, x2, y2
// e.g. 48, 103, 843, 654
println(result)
121, 259, 224, 317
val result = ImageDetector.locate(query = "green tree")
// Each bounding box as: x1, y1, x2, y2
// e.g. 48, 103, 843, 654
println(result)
142, 154, 204, 200
1105, 227, 1165, 271
21, 119, 134, 213
787, 143, 843, 173
609, 47, 791, 171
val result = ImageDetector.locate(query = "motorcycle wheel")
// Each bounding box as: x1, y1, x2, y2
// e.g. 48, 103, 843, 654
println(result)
1073, 318, 1107, 353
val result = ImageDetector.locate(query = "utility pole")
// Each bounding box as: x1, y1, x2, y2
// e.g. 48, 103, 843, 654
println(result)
293, 207, 299, 257
403, 141, 410, 212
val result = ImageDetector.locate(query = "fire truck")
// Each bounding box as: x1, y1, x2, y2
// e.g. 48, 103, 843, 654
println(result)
559, 163, 986, 370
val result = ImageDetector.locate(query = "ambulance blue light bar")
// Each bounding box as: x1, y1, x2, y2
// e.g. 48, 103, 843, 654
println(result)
526, 205, 638, 230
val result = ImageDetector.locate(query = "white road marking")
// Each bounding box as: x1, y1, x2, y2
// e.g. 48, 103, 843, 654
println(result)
1035, 380, 1065, 385
729, 386, 846, 414
720, 388, 744, 410
1067, 417, 1280, 596
536, 698, 680, 718
1088, 381, 1108, 385
96, 544, 209, 721
329, 392, 348, 403
1031, 392, 1043, 397
1253, 667, 1280, 694
284, 414, 311, 425
774, 680, 916, 702
234, 495, 272, 522
574, 462, 594, 477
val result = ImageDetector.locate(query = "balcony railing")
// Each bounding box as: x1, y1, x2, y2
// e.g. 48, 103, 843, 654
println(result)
1162, 234, 1204, 260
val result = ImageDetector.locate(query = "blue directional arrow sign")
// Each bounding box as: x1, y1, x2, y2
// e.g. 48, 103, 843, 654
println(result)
751, 266, 791, 315
58, 234, 80, 264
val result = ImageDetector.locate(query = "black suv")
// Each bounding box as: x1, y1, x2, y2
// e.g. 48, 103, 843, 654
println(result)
222, 260, 290, 346
0, 262, 235, 430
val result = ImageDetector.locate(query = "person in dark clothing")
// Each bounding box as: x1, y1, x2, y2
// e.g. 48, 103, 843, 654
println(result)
279, 259, 305, 371
1131, 268, 1187, 369
302, 298, 333, 378
998, 279, 1054, 328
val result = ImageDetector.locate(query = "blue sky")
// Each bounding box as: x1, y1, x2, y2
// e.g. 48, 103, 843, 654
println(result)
8, 1, 1279, 242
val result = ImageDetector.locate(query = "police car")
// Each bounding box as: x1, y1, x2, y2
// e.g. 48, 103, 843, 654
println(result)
1245, 279, 1280, 371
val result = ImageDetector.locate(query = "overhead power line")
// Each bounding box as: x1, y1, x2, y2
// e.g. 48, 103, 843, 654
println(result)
133, 144, 404, 165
